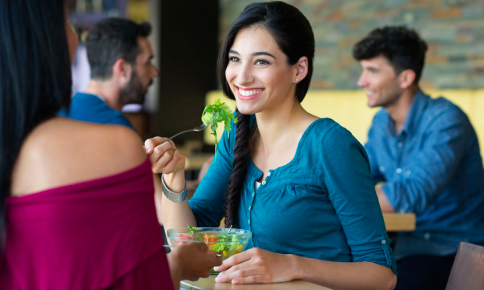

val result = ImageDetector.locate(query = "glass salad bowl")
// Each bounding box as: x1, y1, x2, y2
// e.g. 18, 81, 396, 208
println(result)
167, 226, 252, 261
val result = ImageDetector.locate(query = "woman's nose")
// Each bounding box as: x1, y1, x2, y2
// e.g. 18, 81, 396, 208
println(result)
236, 64, 255, 85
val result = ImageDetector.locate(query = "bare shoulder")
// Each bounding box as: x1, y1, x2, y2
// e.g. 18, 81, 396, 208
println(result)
11, 117, 147, 196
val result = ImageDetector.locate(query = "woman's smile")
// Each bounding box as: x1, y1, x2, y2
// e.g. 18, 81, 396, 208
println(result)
237, 87, 264, 101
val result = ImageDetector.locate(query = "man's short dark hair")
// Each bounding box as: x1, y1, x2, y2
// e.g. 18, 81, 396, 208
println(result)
86, 18, 152, 80
353, 26, 428, 84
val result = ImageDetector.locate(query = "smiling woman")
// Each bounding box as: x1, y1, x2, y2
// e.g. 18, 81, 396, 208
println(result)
225, 26, 301, 114
148, 1, 397, 289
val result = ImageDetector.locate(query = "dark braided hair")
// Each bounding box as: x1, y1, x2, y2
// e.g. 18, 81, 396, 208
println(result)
217, 1, 315, 227
223, 111, 252, 227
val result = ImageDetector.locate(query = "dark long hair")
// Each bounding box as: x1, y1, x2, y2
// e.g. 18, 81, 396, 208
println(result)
0, 0, 72, 248
217, 1, 315, 227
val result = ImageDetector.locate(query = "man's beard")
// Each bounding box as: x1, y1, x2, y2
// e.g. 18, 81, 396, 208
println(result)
119, 70, 151, 106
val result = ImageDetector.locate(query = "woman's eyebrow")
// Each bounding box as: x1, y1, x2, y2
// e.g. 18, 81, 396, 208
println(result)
229, 50, 276, 59
253, 51, 275, 58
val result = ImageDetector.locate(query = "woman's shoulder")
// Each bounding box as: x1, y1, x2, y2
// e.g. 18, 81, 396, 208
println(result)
307, 118, 357, 143
301, 118, 365, 160
11, 117, 146, 196
30, 117, 146, 162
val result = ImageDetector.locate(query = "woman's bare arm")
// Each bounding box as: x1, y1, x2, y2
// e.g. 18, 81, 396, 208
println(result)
144, 137, 197, 237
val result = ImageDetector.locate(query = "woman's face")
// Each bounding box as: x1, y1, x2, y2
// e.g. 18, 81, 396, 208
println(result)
225, 26, 297, 115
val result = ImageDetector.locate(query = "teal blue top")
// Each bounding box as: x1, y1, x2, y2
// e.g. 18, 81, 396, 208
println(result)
189, 116, 397, 274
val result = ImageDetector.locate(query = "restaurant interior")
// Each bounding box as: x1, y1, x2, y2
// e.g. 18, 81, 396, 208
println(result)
39, 0, 484, 289
69, 0, 484, 176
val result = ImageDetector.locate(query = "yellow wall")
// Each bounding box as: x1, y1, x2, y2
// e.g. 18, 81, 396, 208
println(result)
127, 0, 150, 22
205, 89, 484, 159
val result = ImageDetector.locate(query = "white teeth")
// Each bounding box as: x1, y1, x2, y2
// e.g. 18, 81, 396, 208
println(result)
239, 89, 262, 96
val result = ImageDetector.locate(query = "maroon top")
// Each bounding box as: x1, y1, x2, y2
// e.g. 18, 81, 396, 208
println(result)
1, 159, 173, 290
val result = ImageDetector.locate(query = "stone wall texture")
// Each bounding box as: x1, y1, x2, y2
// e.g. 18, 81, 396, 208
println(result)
220, 0, 484, 89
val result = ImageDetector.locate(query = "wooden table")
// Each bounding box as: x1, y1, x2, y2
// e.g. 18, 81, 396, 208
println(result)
382, 213, 416, 231
181, 275, 331, 290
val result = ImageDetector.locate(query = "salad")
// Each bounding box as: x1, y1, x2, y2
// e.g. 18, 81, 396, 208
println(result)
168, 226, 252, 274
201, 98, 237, 162
176, 225, 245, 259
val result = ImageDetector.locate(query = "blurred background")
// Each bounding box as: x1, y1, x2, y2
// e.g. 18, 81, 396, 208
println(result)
68, 0, 484, 176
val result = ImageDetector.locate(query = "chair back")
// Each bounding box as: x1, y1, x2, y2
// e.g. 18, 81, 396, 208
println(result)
446, 242, 484, 290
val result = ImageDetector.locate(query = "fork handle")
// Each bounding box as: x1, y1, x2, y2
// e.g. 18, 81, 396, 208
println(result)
160, 129, 194, 145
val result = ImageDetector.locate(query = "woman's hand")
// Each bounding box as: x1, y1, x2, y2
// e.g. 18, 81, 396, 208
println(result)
144, 137, 185, 174
169, 242, 223, 281
214, 248, 295, 285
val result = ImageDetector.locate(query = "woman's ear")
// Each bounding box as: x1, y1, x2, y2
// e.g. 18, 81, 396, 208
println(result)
294, 56, 308, 83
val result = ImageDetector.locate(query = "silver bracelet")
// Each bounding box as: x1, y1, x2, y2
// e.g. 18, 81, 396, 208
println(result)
161, 174, 187, 203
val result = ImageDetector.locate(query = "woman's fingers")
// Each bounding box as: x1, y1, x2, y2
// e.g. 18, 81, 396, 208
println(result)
215, 248, 291, 285
213, 249, 252, 272
144, 137, 185, 174
150, 149, 174, 173
215, 263, 263, 283
144, 137, 166, 154
144, 137, 175, 154
178, 242, 224, 281
231, 275, 265, 285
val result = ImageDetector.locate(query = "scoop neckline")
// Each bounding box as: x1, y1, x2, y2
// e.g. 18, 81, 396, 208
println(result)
248, 118, 325, 176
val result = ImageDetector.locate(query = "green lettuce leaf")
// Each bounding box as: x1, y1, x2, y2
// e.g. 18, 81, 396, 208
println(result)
226, 242, 242, 257
209, 243, 229, 253
187, 224, 199, 234
201, 98, 237, 162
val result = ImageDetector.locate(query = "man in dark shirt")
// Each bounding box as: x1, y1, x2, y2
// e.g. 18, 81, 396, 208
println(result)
353, 26, 484, 290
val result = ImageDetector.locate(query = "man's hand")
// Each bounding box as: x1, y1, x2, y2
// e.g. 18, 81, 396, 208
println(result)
144, 137, 185, 174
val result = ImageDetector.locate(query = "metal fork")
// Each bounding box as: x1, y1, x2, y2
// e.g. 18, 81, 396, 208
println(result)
160, 119, 213, 145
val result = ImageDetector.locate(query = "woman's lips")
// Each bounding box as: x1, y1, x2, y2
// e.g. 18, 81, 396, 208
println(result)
237, 87, 264, 100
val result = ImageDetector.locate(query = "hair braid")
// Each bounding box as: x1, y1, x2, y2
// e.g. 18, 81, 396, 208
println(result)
224, 111, 255, 228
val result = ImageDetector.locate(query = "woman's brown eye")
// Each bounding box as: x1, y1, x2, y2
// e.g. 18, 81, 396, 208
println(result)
255, 59, 270, 65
